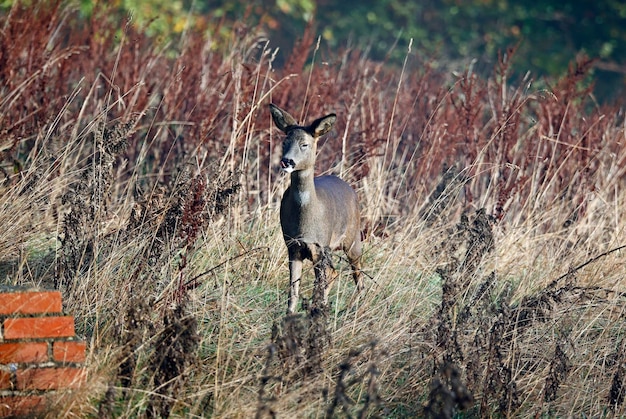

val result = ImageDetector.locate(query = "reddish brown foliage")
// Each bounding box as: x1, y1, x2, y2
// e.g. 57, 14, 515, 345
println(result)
2, 3, 623, 234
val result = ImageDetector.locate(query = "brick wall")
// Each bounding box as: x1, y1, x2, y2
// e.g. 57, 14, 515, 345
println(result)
0, 289, 86, 417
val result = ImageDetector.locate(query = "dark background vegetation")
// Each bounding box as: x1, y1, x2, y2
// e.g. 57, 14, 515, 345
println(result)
61, 0, 626, 103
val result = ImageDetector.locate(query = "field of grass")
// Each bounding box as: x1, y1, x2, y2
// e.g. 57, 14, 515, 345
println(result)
2, 2, 626, 418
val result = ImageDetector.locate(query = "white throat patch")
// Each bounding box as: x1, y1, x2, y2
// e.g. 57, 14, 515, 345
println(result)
295, 190, 310, 206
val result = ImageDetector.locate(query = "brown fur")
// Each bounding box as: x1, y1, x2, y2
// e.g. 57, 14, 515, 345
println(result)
270, 104, 363, 313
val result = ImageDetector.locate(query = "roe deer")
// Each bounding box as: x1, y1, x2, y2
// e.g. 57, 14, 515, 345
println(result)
270, 103, 363, 314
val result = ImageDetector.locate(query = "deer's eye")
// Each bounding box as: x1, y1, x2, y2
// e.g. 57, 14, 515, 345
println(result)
300, 142, 309, 149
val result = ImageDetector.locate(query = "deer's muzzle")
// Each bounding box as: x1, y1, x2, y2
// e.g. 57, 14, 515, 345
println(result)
280, 158, 296, 172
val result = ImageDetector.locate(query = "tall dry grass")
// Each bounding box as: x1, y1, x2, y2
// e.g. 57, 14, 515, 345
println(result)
1, 1, 626, 417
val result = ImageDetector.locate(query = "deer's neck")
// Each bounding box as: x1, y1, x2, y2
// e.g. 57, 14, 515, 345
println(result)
290, 169, 317, 206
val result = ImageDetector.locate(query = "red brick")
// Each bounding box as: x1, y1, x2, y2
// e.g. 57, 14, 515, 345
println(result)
0, 342, 49, 363
3, 316, 75, 339
16, 367, 86, 390
0, 370, 10, 390
0, 291, 62, 315
0, 395, 47, 417
53, 340, 86, 363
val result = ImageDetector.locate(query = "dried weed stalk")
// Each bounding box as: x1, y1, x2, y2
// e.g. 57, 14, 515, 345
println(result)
543, 341, 572, 403
116, 296, 154, 393
146, 304, 199, 418
423, 363, 473, 419
434, 208, 495, 369
56, 118, 134, 289
326, 340, 383, 419
480, 302, 520, 415
419, 164, 468, 226
427, 208, 496, 415
609, 339, 626, 411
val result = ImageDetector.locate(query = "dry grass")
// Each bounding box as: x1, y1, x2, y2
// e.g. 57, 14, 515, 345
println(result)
1, 2, 626, 418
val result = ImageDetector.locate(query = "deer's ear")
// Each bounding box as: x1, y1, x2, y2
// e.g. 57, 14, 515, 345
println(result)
310, 113, 336, 138
269, 104, 298, 132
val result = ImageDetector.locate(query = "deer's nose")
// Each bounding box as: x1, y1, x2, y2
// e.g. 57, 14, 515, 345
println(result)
280, 158, 295, 170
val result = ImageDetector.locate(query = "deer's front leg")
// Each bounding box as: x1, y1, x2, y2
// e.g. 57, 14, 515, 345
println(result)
287, 258, 303, 314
